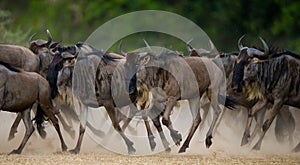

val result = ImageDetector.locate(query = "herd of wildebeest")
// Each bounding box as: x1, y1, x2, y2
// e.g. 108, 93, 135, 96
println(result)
1, 29, 300, 155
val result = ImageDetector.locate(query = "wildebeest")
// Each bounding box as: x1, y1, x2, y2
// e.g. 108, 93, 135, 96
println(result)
231, 36, 300, 151
0, 61, 67, 154
4, 30, 74, 140
122, 44, 236, 153
54, 57, 106, 137
47, 43, 141, 154
187, 42, 295, 147
186, 39, 215, 57
47, 42, 176, 153
217, 52, 295, 146
0, 30, 56, 139
53, 50, 171, 152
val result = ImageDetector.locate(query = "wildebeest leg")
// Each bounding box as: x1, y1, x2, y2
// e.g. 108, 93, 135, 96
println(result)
247, 109, 266, 145
142, 111, 156, 151
205, 107, 221, 148
179, 97, 201, 153
70, 103, 87, 154
252, 100, 283, 150
9, 110, 34, 154
241, 101, 268, 146
162, 97, 182, 145
151, 116, 171, 152
40, 103, 68, 152
56, 112, 76, 139
104, 102, 136, 154
198, 99, 210, 132
86, 121, 105, 137
8, 113, 22, 141
241, 108, 254, 146
275, 106, 295, 145
121, 104, 137, 131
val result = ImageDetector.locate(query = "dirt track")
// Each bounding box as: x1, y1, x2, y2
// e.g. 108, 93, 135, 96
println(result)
1, 106, 300, 164
1, 152, 300, 165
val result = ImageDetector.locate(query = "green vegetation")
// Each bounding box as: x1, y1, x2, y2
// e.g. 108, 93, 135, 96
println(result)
0, 0, 299, 52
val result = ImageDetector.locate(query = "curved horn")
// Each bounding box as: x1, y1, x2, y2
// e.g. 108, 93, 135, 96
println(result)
259, 36, 269, 55
46, 29, 53, 42
238, 34, 245, 50
118, 40, 127, 56
44, 29, 53, 48
186, 39, 194, 52
208, 40, 215, 51
28, 33, 37, 44
143, 39, 152, 51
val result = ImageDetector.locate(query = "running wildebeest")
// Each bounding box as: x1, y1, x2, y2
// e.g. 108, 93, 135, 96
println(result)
231, 35, 300, 151
47, 42, 175, 153
53, 50, 172, 152
4, 30, 74, 140
0, 61, 67, 154
122, 43, 236, 153
47, 43, 139, 154
0, 30, 57, 139
188, 41, 295, 147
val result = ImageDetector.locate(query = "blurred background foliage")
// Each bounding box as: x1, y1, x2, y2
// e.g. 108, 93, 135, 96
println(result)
0, 0, 299, 52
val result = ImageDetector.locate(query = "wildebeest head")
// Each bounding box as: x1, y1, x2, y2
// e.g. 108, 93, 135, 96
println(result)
231, 35, 269, 92
46, 44, 78, 99
119, 41, 154, 94
29, 29, 61, 54
186, 39, 215, 57
216, 52, 238, 78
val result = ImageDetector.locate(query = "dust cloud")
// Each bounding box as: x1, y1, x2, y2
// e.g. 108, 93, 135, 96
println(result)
0, 102, 299, 158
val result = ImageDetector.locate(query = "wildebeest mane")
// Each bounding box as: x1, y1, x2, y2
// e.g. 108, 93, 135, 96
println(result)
249, 55, 300, 97
148, 48, 183, 61
252, 45, 300, 60
219, 52, 238, 58
0, 61, 22, 72
76, 42, 118, 64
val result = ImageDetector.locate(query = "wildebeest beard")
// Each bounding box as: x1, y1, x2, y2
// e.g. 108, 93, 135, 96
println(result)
128, 74, 138, 103
232, 61, 245, 92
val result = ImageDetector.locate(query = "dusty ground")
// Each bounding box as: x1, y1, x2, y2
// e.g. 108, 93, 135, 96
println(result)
1, 105, 300, 164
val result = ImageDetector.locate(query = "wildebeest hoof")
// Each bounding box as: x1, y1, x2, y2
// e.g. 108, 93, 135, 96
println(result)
37, 124, 47, 139
8, 131, 17, 141
171, 132, 182, 146
149, 140, 156, 151
128, 147, 136, 154
165, 147, 171, 152
178, 145, 187, 153
251, 143, 261, 151
241, 135, 249, 146
9, 149, 21, 155
205, 135, 213, 148
292, 143, 300, 152
62, 144, 68, 152
69, 149, 79, 154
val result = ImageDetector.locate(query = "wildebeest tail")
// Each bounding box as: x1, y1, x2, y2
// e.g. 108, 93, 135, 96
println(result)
32, 104, 47, 139
218, 94, 236, 110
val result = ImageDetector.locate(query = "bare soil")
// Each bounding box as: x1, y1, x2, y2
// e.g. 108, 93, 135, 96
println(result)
1, 106, 300, 164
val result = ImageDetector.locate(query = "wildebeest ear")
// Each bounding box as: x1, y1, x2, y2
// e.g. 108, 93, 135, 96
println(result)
252, 58, 260, 63
141, 55, 151, 65
49, 41, 62, 49
62, 52, 75, 59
